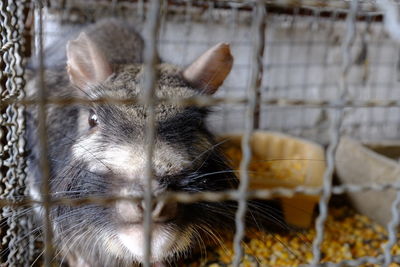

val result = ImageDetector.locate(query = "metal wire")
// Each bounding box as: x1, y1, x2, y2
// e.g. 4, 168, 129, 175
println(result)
2, 0, 400, 266
142, 0, 162, 265
34, 2, 55, 266
383, 190, 400, 266
4, 181, 400, 208
311, 0, 358, 265
5, 95, 400, 109
378, 0, 400, 266
232, 2, 265, 265
0, 0, 36, 265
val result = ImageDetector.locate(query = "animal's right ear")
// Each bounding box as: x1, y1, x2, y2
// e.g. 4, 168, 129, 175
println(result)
66, 32, 112, 90
182, 43, 233, 95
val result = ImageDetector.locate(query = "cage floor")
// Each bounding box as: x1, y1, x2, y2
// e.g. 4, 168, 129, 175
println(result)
183, 206, 399, 267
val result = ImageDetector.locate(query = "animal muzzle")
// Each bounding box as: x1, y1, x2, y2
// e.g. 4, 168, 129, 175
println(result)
116, 196, 178, 224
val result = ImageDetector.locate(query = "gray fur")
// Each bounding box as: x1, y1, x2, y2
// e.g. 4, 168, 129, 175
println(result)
26, 19, 237, 266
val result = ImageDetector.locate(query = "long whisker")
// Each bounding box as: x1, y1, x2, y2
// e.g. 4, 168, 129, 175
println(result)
48, 158, 106, 177
191, 138, 230, 164
53, 221, 88, 262
247, 201, 312, 245
30, 249, 45, 267
0, 206, 35, 228
199, 221, 230, 257
191, 226, 207, 263
192, 170, 238, 179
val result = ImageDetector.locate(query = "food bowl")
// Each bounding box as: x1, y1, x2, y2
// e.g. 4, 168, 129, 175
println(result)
219, 130, 326, 228
335, 137, 400, 226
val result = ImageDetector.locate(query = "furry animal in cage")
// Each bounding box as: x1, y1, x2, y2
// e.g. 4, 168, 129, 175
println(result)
25, 19, 238, 266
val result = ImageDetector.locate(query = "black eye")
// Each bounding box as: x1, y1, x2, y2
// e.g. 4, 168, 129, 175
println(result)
88, 110, 99, 128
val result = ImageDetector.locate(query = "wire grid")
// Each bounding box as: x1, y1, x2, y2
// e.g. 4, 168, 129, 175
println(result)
1, 0, 400, 266
33, 0, 400, 144
258, 9, 400, 143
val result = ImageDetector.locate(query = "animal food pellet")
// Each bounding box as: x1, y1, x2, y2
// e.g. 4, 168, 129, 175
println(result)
183, 207, 400, 266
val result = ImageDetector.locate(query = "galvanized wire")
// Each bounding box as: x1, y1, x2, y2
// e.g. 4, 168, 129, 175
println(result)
5, 95, 400, 109
34, 2, 55, 266
4, 181, 400, 209
311, 0, 358, 265
383, 190, 400, 266
232, 2, 265, 266
142, 0, 162, 265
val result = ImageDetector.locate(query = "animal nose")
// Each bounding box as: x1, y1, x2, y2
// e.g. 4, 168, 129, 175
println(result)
116, 198, 177, 224
141, 200, 178, 223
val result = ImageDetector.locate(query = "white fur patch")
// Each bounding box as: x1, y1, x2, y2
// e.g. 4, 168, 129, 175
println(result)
70, 126, 195, 263
118, 225, 192, 263
72, 132, 110, 173
29, 183, 42, 201
73, 133, 191, 185
29, 183, 44, 218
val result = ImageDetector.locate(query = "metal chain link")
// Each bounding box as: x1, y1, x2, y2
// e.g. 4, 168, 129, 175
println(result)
0, 0, 36, 266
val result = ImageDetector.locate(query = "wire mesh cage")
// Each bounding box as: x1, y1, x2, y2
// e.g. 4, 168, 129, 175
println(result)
2, 0, 400, 266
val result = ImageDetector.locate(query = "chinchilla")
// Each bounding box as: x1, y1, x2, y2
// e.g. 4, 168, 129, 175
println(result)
25, 18, 238, 266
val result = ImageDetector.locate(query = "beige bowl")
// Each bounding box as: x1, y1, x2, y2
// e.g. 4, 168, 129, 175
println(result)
336, 137, 400, 226
219, 130, 326, 228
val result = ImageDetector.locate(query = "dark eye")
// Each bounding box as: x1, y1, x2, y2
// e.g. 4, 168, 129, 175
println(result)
88, 110, 99, 128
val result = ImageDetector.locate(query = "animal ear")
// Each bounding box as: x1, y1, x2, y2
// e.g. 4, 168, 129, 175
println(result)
182, 43, 233, 94
66, 32, 112, 89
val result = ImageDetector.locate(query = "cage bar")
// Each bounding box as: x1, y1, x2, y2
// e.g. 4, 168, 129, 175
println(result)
142, 0, 162, 265
311, 0, 358, 265
34, 2, 55, 266
383, 191, 400, 266
232, 2, 266, 266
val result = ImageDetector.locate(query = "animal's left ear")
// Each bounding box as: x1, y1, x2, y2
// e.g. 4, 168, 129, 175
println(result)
182, 43, 233, 94
66, 32, 113, 90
